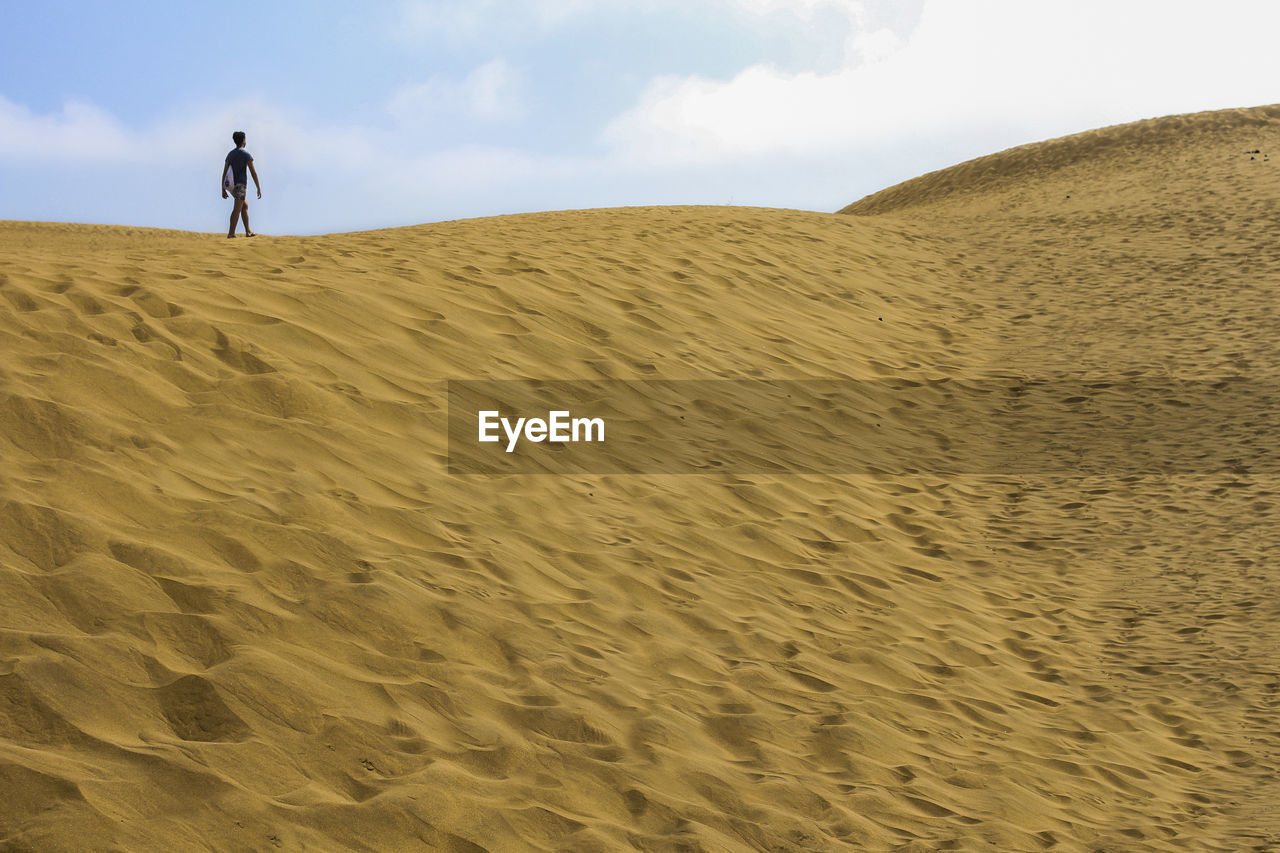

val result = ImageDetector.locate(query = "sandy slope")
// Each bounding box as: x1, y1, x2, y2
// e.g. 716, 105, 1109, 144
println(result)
2, 105, 1279, 851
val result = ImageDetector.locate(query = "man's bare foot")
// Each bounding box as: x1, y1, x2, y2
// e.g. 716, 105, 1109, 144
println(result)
227, 234, 236, 238
246, 232, 257, 237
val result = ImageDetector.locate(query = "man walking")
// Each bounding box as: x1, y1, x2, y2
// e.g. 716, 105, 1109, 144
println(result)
221, 131, 261, 238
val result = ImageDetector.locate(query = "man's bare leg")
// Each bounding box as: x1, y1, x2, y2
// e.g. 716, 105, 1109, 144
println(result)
240, 201, 254, 237
228, 198, 244, 238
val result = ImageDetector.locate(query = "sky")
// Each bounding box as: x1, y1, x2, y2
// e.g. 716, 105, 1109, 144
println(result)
3, 0, 1280, 234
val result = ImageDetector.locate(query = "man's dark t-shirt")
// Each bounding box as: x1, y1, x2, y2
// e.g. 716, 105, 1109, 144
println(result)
225, 148, 253, 185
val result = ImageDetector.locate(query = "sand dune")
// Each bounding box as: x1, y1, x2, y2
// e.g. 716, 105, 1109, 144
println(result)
2, 106, 1280, 851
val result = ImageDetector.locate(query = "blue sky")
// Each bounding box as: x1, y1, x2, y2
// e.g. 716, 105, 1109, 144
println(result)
3, 0, 1279, 234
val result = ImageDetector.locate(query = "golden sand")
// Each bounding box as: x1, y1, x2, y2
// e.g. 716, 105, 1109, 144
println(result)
2, 105, 1279, 851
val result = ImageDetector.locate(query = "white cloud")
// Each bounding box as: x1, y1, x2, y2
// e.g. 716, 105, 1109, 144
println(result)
848, 26, 901, 65
397, 0, 604, 41
0, 92, 371, 171
388, 60, 526, 127
712, 0, 867, 24
0, 95, 134, 162
602, 0, 1280, 166
396, 0, 879, 44
398, 0, 493, 41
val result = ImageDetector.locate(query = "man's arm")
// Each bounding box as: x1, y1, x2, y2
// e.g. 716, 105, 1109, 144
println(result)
248, 160, 261, 199
220, 162, 228, 198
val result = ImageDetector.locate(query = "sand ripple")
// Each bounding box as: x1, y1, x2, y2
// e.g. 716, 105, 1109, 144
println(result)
2, 105, 1280, 851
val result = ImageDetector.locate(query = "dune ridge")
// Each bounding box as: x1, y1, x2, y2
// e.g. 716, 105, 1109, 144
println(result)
842, 104, 1280, 219
1, 105, 1279, 851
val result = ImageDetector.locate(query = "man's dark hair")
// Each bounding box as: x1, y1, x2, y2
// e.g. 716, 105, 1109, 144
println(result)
232, 131, 246, 146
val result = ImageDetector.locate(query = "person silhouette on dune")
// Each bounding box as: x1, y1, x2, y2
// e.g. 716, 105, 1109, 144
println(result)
221, 131, 261, 238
